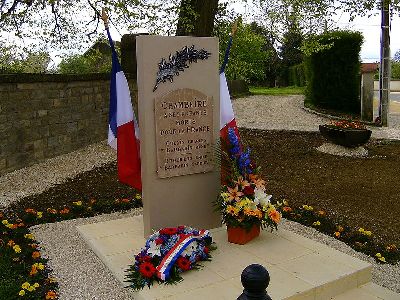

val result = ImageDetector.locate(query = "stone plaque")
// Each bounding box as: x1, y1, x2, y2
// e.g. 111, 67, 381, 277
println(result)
155, 88, 214, 178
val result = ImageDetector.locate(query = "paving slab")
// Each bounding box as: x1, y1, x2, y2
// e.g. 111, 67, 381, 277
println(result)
77, 216, 373, 300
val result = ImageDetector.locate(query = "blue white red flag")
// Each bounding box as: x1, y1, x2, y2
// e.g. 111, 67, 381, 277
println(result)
106, 28, 142, 190
220, 35, 239, 140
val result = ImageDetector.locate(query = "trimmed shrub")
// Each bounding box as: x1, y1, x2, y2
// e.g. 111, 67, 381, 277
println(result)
288, 63, 306, 87
304, 30, 363, 114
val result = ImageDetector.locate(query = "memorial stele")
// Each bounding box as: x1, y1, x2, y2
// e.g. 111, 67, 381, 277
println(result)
136, 36, 221, 236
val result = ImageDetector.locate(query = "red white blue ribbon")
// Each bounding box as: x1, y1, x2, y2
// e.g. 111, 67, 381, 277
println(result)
156, 230, 210, 281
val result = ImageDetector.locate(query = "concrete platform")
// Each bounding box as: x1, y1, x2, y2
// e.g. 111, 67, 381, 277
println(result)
77, 216, 395, 300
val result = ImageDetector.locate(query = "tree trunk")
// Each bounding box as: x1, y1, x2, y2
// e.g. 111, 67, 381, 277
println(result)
379, 0, 391, 126
176, 0, 219, 37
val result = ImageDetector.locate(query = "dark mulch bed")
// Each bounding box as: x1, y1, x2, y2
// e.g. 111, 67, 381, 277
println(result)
9, 128, 400, 245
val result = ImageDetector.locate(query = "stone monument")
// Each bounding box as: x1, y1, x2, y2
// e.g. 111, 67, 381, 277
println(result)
136, 36, 221, 236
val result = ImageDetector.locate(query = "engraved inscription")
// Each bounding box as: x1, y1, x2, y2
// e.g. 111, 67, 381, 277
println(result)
155, 89, 214, 178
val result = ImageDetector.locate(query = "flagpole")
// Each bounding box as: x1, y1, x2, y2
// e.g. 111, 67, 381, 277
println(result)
220, 19, 238, 74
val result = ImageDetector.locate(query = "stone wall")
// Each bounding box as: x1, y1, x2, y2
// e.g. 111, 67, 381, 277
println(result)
0, 73, 137, 175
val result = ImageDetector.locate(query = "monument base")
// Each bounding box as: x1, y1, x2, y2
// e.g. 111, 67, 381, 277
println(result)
77, 216, 397, 300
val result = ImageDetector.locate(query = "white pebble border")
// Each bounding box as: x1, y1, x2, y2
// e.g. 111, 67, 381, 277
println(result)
316, 143, 369, 157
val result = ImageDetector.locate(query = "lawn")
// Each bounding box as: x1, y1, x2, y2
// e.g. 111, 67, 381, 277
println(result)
249, 86, 305, 96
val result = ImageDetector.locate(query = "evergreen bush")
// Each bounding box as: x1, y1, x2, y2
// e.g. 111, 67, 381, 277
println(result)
304, 30, 363, 114
288, 63, 306, 86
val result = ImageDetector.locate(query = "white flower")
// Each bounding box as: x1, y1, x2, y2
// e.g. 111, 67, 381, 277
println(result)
254, 187, 272, 206
259, 195, 272, 207
147, 240, 161, 257
181, 241, 198, 257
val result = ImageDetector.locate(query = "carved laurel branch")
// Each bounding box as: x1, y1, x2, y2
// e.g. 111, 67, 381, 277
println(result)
153, 45, 211, 92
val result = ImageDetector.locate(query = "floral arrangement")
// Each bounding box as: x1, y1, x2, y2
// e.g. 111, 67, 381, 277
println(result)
328, 119, 366, 130
125, 226, 215, 290
215, 128, 281, 231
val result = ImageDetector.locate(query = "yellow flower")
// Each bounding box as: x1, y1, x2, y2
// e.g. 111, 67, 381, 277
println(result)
135, 194, 142, 200
36, 212, 43, 218
334, 231, 341, 238
226, 205, 239, 216
313, 221, 321, 226
21, 282, 30, 289
37, 263, 45, 270
24, 234, 34, 240
19, 290, 25, 296
13, 245, 21, 253
27, 286, 35, 292
33, 283, 39, 288
73, 201, 82, 206
221, 192, 230, 202
302, 205, 313, 211
375, 253, 386, 263
237, 198, 252, 209
2, 219, 8, 225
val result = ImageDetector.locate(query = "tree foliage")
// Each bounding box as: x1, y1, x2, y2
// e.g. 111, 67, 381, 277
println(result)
0, 46, 51, 73
215, 20, 270, 83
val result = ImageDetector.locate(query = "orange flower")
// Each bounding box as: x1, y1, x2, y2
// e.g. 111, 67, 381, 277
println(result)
337, 225, 344, 232
47, 208, 57, 214
45, 290, 57, 300
59, 208, 70, 214
7, 240, 15, 247
30, 265, 38, 276
227, 186, 244, 202
89, 199, 96, 205
25, 208, 36, 214
121, 198, 130, 203
268, 210, 281, 223
32, 251, 41, 259
29, 244, 38, 249
0, 212, 3, 218
18, 222, 25, 227
334, 232, 341, 238
318, 210, 326, 217
234, 176, 250, 188
10, 224, 18, 229
282, 206, 292, 213
254, 178, 266, 189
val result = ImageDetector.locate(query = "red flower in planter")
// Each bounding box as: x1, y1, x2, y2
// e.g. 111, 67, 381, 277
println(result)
139, 262, 156, 278
243, 185, 254, 196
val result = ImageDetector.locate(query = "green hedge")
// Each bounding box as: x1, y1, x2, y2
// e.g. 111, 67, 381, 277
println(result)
304, 30, 363, 114
288, 63, 306, 87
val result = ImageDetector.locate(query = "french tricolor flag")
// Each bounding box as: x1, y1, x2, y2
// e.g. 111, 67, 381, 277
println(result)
220, 35, 239, 140
106, 28, 142, 190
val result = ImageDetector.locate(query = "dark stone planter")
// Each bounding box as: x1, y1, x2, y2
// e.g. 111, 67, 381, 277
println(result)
319, 125, 372, 148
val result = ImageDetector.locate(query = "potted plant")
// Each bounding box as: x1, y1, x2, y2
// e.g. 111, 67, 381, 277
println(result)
319, 120, 372, 148
215, 128, 281, 245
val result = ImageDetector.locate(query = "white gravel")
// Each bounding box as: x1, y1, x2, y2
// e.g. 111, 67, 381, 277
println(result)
0, 141, 116, 208
316, 143, 369, 157
30, 209, 142, 300
3, 94, 400, 298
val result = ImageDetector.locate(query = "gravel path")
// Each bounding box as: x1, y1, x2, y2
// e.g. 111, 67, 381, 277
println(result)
2, 94, 400, 298
233, 94, 400, 140
0, 141, 116, 208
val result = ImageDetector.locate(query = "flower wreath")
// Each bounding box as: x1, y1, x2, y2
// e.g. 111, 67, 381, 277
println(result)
125, 226, 215, 290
